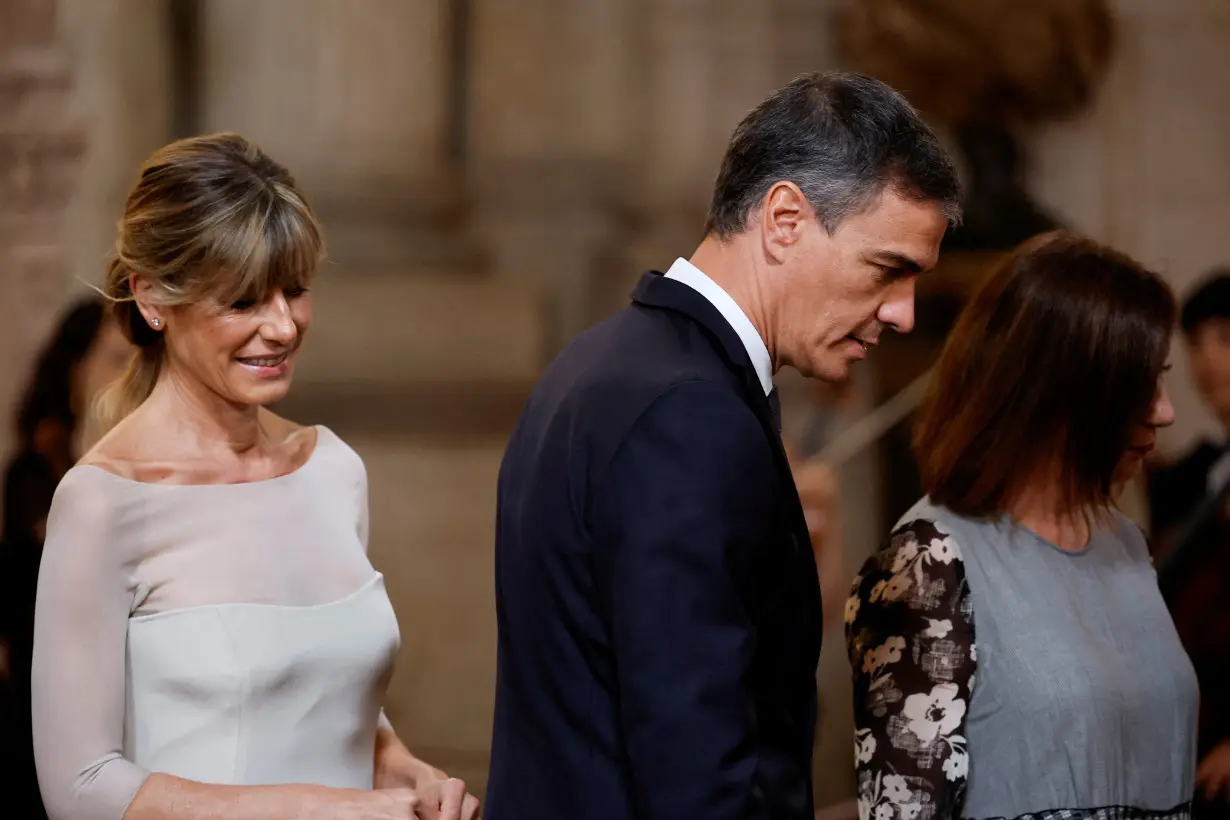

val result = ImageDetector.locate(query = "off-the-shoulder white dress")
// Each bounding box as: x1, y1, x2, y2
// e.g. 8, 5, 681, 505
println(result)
30, 426, 400, 820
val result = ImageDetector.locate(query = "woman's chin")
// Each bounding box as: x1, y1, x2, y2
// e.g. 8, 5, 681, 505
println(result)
225, 378, 295, 409
1111, 456, 1144, 489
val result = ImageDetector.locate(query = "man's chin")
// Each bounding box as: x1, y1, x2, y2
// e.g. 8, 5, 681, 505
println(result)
801, 358, 853, 385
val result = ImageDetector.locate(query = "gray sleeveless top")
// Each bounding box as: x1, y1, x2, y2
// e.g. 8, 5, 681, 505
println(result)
845, 497, 1198, 820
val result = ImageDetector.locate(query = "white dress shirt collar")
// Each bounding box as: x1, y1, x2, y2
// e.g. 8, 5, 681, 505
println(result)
663, 257, 773, 395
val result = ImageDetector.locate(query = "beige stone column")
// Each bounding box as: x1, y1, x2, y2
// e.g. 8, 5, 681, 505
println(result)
609, 0, 838, 312
631, 0, 776, 217
0, 0, 86, 460
57, 0, 173, 295
467, 0, 637, 348
199, 0, 454, 267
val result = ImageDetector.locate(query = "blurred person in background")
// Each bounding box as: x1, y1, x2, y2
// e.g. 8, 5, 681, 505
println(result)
30, 133, 476, 820
847, 232, 1196, 820
1149, 271, 1230, 546
0, 297, 132, 820
3, 298, 131, 544
788, 378, 858, 632
1147, 270, 1230, 814
791, 456, 845, 630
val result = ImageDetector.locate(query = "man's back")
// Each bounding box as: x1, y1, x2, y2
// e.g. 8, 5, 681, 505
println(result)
483, 68, 961, 817
485, 273, 822, 819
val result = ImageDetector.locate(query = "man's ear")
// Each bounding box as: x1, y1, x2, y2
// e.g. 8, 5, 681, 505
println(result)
759, 181, 810, 262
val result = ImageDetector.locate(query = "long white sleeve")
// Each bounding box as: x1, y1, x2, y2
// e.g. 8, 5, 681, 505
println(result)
31, 468, 150, 820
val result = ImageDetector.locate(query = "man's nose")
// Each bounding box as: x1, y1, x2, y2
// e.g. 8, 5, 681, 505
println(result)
877, 278, 917, 334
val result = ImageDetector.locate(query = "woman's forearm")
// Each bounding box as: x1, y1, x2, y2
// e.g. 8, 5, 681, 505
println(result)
115, 729, 436, 819
372, 728, 481, 820
121, 773, 392, 820
374, 726, 444, 790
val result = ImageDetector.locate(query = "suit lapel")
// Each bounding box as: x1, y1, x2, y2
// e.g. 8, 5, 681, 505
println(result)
631, 271, 767, 411
630, 271, 811, 549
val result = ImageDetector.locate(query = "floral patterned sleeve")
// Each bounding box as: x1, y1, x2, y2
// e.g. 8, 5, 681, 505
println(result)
844, 518, 976, 820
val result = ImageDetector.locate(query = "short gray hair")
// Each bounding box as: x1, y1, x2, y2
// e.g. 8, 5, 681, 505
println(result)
705, 72, 962, 237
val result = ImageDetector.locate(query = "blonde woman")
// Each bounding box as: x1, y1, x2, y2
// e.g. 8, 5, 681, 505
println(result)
31, 134, 478, 820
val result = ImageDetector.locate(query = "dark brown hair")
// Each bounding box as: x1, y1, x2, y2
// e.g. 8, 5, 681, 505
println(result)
914, 231, 1175, 517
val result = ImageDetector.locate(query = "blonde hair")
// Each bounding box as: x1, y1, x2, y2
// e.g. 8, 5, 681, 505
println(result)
96, 133, 325, 430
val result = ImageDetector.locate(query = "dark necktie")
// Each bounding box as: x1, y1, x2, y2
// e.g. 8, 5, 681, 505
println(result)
767, 387, 782, 436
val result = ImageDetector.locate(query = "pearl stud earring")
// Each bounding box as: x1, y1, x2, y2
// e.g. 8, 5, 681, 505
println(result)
151, 318, 161, 328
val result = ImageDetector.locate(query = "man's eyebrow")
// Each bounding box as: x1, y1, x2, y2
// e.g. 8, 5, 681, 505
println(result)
870, 251, 924, 273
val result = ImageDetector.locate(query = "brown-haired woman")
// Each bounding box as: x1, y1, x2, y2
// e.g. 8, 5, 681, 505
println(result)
845, 232, 1197, 820
30, 134, 478, 820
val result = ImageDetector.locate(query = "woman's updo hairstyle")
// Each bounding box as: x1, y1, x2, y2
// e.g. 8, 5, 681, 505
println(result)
96, 133, 324, 430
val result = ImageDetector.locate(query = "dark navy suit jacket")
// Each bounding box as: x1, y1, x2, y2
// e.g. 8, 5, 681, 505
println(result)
485, 271, 823, 819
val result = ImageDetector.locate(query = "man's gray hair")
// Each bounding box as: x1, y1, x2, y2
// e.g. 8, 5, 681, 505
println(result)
705, 72, 962, 237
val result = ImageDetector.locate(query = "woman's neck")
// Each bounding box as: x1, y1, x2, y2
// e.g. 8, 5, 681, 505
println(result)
143, 368, 268, 457
1006, 476, 1092, 552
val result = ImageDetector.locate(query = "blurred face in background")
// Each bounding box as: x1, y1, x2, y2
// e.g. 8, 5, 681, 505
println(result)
1187, 318, 1230, 431
73, 316, 136, 453
75, 317, 134, 412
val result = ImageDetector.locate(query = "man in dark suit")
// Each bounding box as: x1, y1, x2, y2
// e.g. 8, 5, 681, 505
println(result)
485, 72, 960, 820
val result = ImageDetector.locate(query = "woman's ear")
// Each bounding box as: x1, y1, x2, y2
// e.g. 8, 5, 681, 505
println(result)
129, 274, 163, 331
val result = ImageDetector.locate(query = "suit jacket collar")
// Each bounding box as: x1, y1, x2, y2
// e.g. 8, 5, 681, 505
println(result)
631, 270, 768, 401
630, 270, 813, 557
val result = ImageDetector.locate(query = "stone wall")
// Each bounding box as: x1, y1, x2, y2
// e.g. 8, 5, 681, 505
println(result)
0, 0, 84, 461
56, 0, 171, 306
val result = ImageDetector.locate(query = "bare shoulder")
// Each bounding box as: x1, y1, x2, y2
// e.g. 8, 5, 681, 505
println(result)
80, 409, 324, 483
265, 410, 366, 479
77, 403, 216, 481
76, 410, 150, 480
259, 409, 319, 459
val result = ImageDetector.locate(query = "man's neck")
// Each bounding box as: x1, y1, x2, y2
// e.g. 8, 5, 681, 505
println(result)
689, 234, 777, 368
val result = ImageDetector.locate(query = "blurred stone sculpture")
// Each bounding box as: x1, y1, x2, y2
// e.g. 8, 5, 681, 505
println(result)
836, 0, 1116, 250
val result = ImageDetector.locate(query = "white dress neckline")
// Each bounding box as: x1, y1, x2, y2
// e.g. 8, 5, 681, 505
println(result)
75, 424, 329, 488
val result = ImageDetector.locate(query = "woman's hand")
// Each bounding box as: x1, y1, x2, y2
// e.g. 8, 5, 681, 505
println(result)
372, 724, 479, 819
414, 776, 481, 820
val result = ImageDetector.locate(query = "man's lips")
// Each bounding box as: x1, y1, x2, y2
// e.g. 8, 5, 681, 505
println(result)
846, 334, 876, 351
